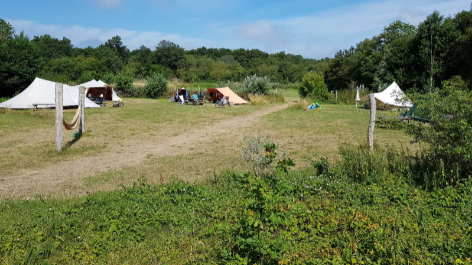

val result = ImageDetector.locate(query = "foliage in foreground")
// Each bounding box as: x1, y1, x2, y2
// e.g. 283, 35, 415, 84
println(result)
407, 76, 472, 189
1, 145, 472, 264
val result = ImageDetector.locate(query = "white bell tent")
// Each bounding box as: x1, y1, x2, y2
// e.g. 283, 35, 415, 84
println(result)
0, 77, 99, 109
373, 82, 412, 108
78, 80, 121, 102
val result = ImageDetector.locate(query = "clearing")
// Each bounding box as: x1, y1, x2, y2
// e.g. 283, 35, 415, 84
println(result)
0, 90, 416, 198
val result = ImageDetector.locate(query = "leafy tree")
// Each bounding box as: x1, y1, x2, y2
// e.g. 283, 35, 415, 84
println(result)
0, 32, 39, 97
94, 46, 123, 74
144, 73, 168, 99
32, 35, 73, 59
154, 40, 184, 72
415, 11, 460, 91
408, 76, 472, 188
105, 36, 130, 63
0, 18, 14, 42
299, 72, 328, 101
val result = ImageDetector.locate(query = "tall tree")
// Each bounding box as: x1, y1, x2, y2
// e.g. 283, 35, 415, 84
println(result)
0, 18, 14, 42
416, 11, 460, 91
154, 40, 184, 72
0, 32, 39, 97
104, 36, 130, 63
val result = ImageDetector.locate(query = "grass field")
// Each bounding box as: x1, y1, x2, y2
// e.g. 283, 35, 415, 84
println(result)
3, 89, 469, 265
0, 89, 415, 198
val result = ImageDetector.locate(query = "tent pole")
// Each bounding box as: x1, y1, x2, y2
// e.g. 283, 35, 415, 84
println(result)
55, 83, 63, 152
79, 86, 86, 134
368, 94, 376, 151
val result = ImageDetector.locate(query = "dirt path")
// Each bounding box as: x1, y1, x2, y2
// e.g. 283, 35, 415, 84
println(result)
0, 103, 291, 199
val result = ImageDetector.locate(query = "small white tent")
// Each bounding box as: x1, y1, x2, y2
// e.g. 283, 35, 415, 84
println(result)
373, 82, 412, 108
0, 77, 99, 109
78, 80, 121, 102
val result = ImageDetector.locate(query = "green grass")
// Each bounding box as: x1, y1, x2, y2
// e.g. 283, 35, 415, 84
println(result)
1, 166, 471, 264
0, 98, 266, 176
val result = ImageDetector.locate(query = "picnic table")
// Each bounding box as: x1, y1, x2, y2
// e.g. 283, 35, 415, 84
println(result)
33, 103, 55, 109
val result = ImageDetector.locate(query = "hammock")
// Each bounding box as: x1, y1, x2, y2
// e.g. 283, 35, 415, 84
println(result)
63, 108, 81, 130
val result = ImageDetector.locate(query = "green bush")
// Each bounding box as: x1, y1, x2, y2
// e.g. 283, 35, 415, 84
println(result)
243, 74, 270, 95
144, 73, 168, 99
101, 73, 115, 84
114, 71, 134, 92
407, 76, 472, 188
298, 72, 329, 101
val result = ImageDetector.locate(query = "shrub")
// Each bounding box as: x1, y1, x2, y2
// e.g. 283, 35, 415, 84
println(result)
407, 76, 472, 188
241, 136, 294, 177
144, 73, 168, 99
243, 74, 270, 95
298, 72, 329, 101
102, 73, 115, 84
114, 71, 134, 92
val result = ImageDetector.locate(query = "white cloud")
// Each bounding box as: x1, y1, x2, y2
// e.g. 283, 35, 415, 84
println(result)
7, 0, 471, 59
227, 0, 470, 58
8, 19, 214, 51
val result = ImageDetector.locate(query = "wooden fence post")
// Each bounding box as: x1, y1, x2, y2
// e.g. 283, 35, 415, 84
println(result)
368, 94, 376, 151
336, 90, 338, 102
79, 86, 86, 134
55, 83, 63, 152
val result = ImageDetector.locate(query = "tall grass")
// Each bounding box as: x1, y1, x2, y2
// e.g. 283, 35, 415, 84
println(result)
0, 108, 55, 119
248, 92, 285, 106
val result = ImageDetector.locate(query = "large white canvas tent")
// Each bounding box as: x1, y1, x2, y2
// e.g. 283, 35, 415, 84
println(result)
373, 82, 413, 108
0, 77, 99, 109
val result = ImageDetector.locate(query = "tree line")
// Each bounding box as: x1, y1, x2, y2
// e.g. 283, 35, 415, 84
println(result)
1, 9, 472, 98
325, 10, 472, 92
0, 18, 327, 97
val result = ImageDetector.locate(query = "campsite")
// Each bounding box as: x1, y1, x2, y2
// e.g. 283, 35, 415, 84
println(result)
2, 2, 472, 264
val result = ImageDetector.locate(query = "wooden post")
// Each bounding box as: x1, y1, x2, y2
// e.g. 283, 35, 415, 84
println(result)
55, 83, 63, 152
79, 86, 86, 134
336, 90, 338, 102
368, 94, 376, 151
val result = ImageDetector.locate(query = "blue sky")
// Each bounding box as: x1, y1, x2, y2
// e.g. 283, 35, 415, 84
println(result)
1, 0, 470, 58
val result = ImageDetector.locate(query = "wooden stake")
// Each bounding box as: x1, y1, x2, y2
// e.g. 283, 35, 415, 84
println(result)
55, 83, 63, 152
79, 86, 86, 134
368, 94, 376, 151
336, 90, 338, 101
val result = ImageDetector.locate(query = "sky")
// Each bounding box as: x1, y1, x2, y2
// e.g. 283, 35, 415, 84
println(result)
1, 0, 470, 59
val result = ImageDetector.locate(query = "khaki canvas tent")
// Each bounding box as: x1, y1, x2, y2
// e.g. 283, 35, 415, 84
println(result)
0, 77, 99, 109
207, 87, 247, 105
79, 80, 121, 102
366, 82, 413, 110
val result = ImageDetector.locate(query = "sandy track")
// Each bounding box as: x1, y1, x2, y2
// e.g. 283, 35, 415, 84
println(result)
0, 103, 290, 199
